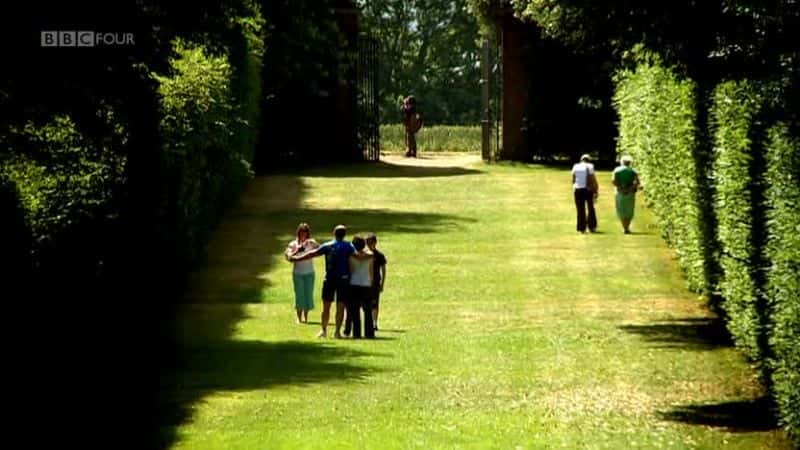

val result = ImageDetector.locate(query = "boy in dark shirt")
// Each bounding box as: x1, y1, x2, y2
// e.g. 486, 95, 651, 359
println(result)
366, 233, 387, 331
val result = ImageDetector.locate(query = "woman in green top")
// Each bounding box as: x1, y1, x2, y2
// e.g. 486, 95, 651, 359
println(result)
612, 155, 640, 234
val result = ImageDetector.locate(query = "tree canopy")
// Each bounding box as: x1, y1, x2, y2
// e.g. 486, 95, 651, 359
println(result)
470, 0, 800, 82
358, 0, 483, 124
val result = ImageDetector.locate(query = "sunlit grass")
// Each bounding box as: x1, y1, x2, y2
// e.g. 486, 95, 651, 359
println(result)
162, 156, 790, 449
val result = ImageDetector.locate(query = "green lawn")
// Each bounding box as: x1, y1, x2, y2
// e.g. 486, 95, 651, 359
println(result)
160, 155, 790, 449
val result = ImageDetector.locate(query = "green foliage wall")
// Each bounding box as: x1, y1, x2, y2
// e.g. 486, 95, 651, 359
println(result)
229, 10, 266, 165
155, 38, 258, 272
616, 60, 800, 444
710, 80, 767, 363
613, 52, 707, 294
763, 123, 800, 442
1, 3, 265, 291
0, 114, 126, 285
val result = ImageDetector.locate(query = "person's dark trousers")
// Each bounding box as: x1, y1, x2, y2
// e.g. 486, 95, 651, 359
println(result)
406, 131, 417, 157
574, 188, 597, 232
361, 295, 375, 338
346, 296, 360, 337
343, 309, 352, 336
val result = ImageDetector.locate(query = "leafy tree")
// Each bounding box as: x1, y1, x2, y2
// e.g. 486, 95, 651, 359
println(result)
358, 0, 483, 124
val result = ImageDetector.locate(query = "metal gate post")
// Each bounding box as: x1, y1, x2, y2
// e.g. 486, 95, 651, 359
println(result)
481, 38, 491, 161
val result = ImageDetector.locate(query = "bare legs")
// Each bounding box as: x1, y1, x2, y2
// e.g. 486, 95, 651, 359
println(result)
318, 300, 333, 337
296, 309, 309, 323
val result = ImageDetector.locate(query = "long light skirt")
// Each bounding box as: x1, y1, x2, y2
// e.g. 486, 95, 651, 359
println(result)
615, 192, 636, 221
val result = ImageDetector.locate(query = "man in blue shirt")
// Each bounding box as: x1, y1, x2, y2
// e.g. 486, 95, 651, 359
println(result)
293, 224, 365, 338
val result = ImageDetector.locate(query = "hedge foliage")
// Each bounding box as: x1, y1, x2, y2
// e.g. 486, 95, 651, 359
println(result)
613, 51, 707, 293
615, 53, 800, 445
229, 11, 266, 165
155, 41, 250, 270
0, 114, 126, 283
763, 122, 800, 442
1, 3, 265, 292
152, 3, 263, 274
710, 80, 767, 362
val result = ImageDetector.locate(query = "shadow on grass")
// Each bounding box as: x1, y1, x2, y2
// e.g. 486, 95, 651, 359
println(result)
618, 317, 733, 350
658, 396, 780, 432
157, 340, 380, 447
270, 160, 483, 178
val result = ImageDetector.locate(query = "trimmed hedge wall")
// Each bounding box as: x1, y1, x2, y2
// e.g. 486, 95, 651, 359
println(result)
763, 122, 800, 442
710, 80, 767, 363
613, 52, 707, 293
229, 11, 266, 166
1, 6, 265, 294
0, 114, 126, 286
615, 55, 800, 444
155, 40, 253, 270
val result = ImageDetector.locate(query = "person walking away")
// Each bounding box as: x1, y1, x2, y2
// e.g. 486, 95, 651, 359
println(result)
571, 153, 598, 233
612, 155, 640, 234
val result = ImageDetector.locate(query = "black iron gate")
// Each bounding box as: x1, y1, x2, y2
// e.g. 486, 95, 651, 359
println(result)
481, 30, 502, 161
355, 33, 380, 161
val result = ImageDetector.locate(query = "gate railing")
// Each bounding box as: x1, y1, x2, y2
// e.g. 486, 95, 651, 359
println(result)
356, 33, 380, 161
481, 30, 502, 161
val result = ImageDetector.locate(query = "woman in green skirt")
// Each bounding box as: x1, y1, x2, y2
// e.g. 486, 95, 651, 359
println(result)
612, 155, 640, 234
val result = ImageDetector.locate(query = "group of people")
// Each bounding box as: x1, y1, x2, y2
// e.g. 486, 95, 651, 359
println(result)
572, 153, 641, 234
281, 154, 637, 337
285, 224, 387, 339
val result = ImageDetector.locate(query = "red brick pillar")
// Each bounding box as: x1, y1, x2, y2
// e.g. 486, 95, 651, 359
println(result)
501, 12, 531, 161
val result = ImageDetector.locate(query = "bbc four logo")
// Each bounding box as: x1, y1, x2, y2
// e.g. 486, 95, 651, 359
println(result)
41, 31, 135, 47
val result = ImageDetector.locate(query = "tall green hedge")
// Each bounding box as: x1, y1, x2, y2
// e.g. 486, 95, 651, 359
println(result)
763, 122, 800, 442
609, 44, 800, 446
155, 40, 254, 271
153, 3, 263, 275
613, 51, 707, 293
0, 114, 126, 284
710, 80, 767, 363
1, 6, 265, 293
229, 8, 266, 165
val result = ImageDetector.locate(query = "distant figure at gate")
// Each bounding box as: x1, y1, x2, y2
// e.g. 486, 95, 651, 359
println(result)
402, 95, 423, 157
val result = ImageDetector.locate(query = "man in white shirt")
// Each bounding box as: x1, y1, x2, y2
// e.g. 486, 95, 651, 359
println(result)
571, 154, 599, 233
